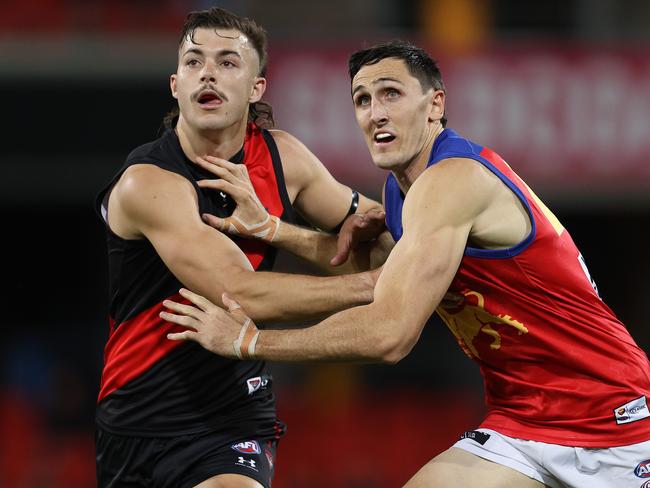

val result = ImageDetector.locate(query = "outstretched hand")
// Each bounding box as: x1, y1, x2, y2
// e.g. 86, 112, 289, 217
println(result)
160, 288, 260, 359
195, 155, 279, 242
330, 208, 386, 266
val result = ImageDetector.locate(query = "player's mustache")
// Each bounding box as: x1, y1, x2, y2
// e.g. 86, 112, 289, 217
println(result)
193, 85, 228, 102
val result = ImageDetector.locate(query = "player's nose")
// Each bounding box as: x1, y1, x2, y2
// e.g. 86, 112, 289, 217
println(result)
370, 99, 388, 125
200, 62, 217, 83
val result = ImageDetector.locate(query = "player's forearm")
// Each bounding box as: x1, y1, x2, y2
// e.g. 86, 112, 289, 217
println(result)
272, 220, 371, 274
227, 269, 375, 323
253, 303, 407, 363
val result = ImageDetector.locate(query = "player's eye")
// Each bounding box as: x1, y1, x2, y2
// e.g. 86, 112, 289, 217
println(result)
386, 89, 400, 99
355, 95, 370, 107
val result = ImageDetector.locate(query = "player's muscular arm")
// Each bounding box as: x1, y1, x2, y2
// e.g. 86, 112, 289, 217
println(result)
162, 159, 491, 362
255, 159, 484, 362
110, 164, 374, 323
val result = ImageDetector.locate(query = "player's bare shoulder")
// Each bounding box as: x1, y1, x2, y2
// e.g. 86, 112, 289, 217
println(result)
108, 164, 197, 239
268, 129, 321, 197
408, 157, 498, 216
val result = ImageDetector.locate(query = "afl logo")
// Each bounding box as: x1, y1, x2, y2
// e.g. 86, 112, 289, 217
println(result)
635, 459, 650, 478
232, 440, 261, 454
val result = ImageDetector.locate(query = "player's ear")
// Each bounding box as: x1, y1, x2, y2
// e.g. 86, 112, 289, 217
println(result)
170, 74, 178, 100
249, 77, 267, 104
428, 89, 445, 123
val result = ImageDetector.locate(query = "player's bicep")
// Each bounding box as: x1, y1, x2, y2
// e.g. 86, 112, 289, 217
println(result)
116, 165, 252, 303
374, 219, 468, 334
370, 165, 481, 351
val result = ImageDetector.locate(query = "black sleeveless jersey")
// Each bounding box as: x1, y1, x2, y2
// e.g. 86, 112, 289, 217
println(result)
95, 123, 293, 437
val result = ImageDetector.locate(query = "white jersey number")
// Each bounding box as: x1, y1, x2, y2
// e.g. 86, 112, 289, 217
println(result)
578, 253, 600, 298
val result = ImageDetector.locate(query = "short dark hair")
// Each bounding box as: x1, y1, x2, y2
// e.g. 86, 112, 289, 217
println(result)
179, 7, 268, 76
164, 7, 274, 129
348, 40, 447, 127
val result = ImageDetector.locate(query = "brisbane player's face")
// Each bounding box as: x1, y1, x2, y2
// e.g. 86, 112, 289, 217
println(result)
352, 58, 441, 172
170, 27, 265, 132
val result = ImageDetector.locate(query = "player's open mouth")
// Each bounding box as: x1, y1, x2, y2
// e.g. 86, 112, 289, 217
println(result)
197, 91, 223, 108
374, 131, 396, 144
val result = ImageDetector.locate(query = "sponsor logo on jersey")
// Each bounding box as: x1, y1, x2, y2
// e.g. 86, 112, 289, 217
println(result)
614, 396, 650, 425
460, 430, 491, 445
236, 456, 259, 471
635, 460, 650, 478
232, 440, 261, 454
246, 375, 269, 395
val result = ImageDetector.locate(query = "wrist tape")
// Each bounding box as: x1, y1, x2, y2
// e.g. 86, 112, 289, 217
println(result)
233, 318, 260, 360
223, 214, 279, 242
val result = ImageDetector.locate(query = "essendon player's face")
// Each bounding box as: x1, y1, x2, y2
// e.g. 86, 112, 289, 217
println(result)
170, 27, 266, 132
351, 58, 444, 173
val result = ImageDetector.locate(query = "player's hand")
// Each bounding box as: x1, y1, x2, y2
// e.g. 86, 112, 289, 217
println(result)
160, 288, 259, 359
330, 209, 386, 266
195, 155, 279, 242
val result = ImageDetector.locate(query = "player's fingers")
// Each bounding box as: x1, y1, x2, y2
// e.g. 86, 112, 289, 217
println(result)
330, 232, 352, 266
197, 178, 248, 198
166, 330, 199, 342
366, 208, 386, 220
195, 158, 240, 184
159, 311, 199, 330
202, 213, 227, 232
178, 288, 213, 312
161, 299, 204, 319
221, 293, 248, 321
199, 155, 242, 175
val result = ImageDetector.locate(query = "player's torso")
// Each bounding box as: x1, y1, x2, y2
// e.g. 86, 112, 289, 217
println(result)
385, 128, 650, 446
94, 123, 292, 437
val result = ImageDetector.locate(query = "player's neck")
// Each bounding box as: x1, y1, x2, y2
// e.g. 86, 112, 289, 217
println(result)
175, 117, 247, 162
393, 123, 444, 194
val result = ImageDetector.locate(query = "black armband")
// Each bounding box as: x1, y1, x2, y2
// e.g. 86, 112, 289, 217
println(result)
332, 190, 359, 233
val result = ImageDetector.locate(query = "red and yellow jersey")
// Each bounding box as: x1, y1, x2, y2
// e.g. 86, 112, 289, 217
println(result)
385, 128, 650, 447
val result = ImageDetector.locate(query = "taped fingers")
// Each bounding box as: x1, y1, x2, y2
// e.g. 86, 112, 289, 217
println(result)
222, 293, 242, 311
222, 293, 253, 325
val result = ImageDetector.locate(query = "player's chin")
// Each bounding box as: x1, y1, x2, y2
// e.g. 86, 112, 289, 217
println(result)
371, 153, 399, 170
194, 119, 228, 132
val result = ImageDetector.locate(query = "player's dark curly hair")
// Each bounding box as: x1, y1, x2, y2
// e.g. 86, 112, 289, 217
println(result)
348, 40, 447, 127
163, 7, 274, 129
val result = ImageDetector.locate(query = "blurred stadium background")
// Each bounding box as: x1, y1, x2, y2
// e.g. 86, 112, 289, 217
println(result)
1, 0, 649, 486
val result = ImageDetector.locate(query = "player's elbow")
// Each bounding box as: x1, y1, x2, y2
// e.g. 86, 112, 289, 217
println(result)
370, 316, 419, 365
220, 268, 274, 320
377, 335, 416, 365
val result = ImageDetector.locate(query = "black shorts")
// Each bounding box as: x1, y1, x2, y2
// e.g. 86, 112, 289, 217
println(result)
96, 428, 278, 488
